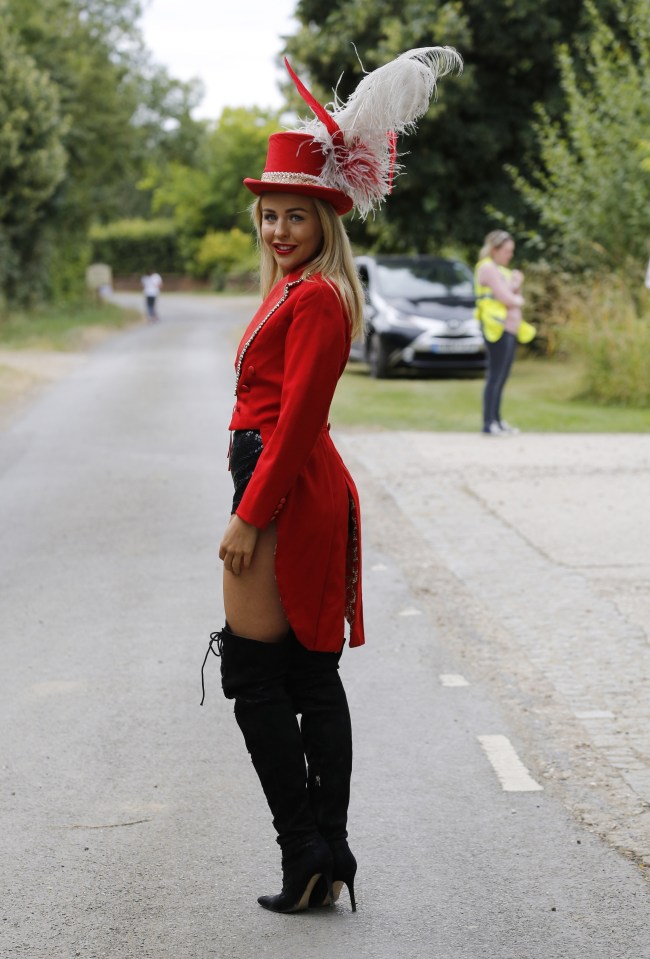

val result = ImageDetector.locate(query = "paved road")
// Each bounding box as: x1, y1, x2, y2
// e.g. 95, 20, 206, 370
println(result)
2, 293, 649, 958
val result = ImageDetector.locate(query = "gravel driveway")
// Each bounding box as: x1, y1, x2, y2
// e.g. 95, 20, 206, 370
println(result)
339, 430, 650, 868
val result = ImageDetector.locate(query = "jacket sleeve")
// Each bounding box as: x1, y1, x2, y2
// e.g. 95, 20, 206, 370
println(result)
235, 280, 349, 529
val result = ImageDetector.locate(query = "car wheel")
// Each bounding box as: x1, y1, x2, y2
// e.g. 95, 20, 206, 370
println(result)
368, 333, 391, 379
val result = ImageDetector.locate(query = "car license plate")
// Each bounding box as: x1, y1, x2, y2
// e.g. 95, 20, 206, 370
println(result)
431, 341, 481, 354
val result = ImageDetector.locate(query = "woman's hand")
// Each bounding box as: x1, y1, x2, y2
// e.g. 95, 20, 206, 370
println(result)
219, 514, 259, 575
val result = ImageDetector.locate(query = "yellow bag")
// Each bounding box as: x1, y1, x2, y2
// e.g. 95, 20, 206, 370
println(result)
481, 314, 505, 342
517, 320, 536, 344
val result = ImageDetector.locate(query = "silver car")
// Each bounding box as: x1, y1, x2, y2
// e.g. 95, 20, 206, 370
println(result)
352, 255, 486, 378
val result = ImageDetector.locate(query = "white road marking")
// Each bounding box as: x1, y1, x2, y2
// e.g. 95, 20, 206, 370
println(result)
575, 710, 615, 720
478, 735, 543, 792
439, 673, 470, 687
398, 607, 422, 617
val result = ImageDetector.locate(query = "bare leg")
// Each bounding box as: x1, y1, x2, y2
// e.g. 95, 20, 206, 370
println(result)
223, 522, 289, 642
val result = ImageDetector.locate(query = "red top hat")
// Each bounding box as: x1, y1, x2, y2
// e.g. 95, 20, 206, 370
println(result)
244, 132, 353, 216
244, 50, 461, 220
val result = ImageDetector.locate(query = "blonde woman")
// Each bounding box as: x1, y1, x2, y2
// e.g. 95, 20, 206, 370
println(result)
200, 47, 461, 915
215, 175, 364, 914
475, 230, 526, 434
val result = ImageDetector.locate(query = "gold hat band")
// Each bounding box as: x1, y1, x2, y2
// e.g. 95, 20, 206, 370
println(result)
261, 171, 326, 186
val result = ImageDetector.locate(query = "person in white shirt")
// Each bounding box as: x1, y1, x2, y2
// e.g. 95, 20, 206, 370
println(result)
645, 257, 650, 290
140, 271, 163, 321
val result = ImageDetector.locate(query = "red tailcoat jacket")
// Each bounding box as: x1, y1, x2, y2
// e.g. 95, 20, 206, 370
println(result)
228, 270, 364, 652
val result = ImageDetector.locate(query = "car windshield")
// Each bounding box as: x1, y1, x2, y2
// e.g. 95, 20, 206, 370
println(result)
375, 258, 474, 299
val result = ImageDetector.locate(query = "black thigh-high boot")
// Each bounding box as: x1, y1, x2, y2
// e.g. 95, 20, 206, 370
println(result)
216, 625, 333, 913
286, 635, 357, 911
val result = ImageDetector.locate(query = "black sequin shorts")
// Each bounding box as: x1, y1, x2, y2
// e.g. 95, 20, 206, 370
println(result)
230, 429, 264, 514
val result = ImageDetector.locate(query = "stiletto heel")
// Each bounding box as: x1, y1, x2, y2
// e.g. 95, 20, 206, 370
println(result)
332, 877, 356, 912
349, 880, 356, 912
309, 840, 357, 910
330, 840, 357, 911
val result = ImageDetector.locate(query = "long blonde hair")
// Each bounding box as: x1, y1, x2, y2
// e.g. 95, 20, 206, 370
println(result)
252, 196, 364, 341
479, 229, 513, 260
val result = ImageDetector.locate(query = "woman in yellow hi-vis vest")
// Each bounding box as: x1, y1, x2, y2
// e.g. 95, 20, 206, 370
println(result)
475, 230, 535, 435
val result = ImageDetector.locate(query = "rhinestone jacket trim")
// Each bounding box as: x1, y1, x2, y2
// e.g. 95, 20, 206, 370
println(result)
234, 276, 307, 394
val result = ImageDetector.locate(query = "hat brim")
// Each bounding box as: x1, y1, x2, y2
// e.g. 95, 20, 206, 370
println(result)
243, 178, 353, 216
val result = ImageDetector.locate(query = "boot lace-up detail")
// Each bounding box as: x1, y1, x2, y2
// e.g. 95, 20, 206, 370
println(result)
200, 630, 225, 705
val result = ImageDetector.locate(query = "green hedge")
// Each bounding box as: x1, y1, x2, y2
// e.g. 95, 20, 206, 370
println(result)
89, 218, 183, 274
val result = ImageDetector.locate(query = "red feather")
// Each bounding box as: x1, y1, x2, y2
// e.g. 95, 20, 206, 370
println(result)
284, 57, 341, 138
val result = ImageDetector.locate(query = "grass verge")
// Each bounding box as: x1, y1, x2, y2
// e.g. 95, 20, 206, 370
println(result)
332, 357, 650, 433
0, 300, 140, 350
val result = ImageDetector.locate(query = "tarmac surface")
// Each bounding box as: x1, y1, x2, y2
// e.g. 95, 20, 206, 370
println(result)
2, 293, 650, 958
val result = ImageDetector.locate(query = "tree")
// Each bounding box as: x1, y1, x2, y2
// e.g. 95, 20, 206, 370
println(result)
201, 108, 282, 233
7, 0, 143, 213
282, 0, 605, 254
0, 0, 208, 302
0, 13, 68, 304
510, 0, 650, 276
141, 107, 280, 271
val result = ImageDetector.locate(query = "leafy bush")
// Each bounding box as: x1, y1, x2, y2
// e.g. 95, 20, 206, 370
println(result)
552, 274, 650, 407
48, 235, 92, 303
89, 218, 182, 274
519, 262, 650, 407
193, 228, 257, 288
520, 261, 574, 357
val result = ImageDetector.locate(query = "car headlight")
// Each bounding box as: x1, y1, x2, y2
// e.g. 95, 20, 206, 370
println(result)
374, 307, 434, 334
404, 315, 447, 334
381, 305, 403, 325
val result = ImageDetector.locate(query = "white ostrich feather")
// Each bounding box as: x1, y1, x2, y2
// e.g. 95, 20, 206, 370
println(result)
333, 47, 463, 139
295, 46, 462, 218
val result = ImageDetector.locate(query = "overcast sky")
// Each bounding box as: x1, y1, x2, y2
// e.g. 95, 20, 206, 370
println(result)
140, 0, 299, 120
